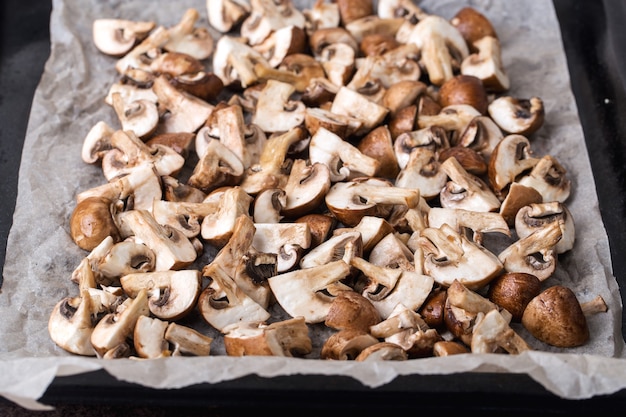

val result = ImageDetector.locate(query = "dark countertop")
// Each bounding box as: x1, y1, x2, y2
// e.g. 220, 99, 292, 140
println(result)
1, 0, 626, 415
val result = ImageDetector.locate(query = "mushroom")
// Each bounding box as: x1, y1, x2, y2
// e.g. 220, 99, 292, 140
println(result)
120, 270, 202, 321
498, 182, 544, 227
212, 35, 271, 87
304, 107, 361, 138
295, 213, 336, 248
110, 92, 159, 139
252, 222, 311, 273
281, 159, 331, 218
344, 16, 405, 45
377, 0, 428, 22
360, 33, 400, 57
335, 0, 374, 26
267, 260, 352, 323
309, 27, 359, 58
200, 186, 253, 248
417, 104, 482, 140
355, 342, 408, 361
382, 80, 427, 117
240, 0, 306, 46
254, 53, 326, 93
461, 36, 510, 93
105, 81, 158, 108
187, 138, 245, 193
438, 74, 489, 115
299, 230, 362, 270
164, 322, 213, 356
455, 115, 504, 161
418, 224, 503, 290
440, 157, 501, 213
93, 18, 156, 57
116, 209, 198, 271
145, 132, 195, 158
487, 272, 542, 322
253, 188, 286, 224
498, 220, 563, 281
487, 134, 539, 196
308, 127, 380, 183
395, 148, 448, 200
70, 196, 121, 251
149, 51, 205, 77
333, 216, 394, 254
427, 207, 510, 245
253, 25, 307, 68
320, 329, 379, 360
329, 86, 389, 135
302, 0, 340, 34
169, 71, 224, 102
350, 256, 434, 319
48, 289, 98, 356
90, 288, 150, 357
163, 9, 214, 61
418, 287, 447, 329
162, 175, 207, 203
115, 26, 171, 76
133, 315, 171, 359
407, 15, 469, 86
223, 317, 312, 357
325, 177, 419, 227
324, 290, 382, 332
393, 125, 449, 170
207, 0, 251, 33
367, 231, 415, 271
96, 240, 157, 281
521, 285, 593, 348
82, 121, 115, 164
433, 340, 470, 356
369, 303, 429, 339
151, 199, 218, 238
198, 262, 271, 332
517, 155, 572, 203
357, 125, 400, 179
450, 7, 497, 52
439, 146, 488, 176
317, 43, 356, 87
488, 96, 545, 136
471, 308, 531, 354
515, 202, 575, 254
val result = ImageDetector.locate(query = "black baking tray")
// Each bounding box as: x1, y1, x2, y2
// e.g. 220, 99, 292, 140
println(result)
1, 0, 626, 414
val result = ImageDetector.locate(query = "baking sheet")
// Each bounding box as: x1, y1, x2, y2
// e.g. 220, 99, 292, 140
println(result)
1, 0, 626, 410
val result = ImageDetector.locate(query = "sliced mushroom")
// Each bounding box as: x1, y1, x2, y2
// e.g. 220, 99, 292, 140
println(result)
517, 155, 572, 203
110, 92, 159, 139
299, 230, 362, 270
251, 80, 306, 134
152, 199, 218, 238
254, 53, 326, 93
433, 340, 470, 356
333, 216, 394, 254
498, 220, 563, 281
320, 328, 379, 360
133, 315, 171, 359
96, 240, 156, 281
207, 0, 251, 33
252, 222, 311, 272
317, 42, 356, 87
335, 0, 374, 26
212, 35, 271, 87
267, 260, 352, 323
456, 115, 504, 161
418, 223, 503, 290
367, 231, 415, 271
82, 121, 115, 164
461, 36, 510, 93
48, 289, 98, 356
162, 175, 207, 203
395, 148, 448, 200
302, 0, 340, 34
488, 96, 545, 136
488, 134, 539, 195
200, 186, 253, 248
357, 125, 400, 179
187, 138, 245, 193
438, 74, 489, 115
345, 16, 405, 44
163, 9, 214, 61
515, 202, 575, 254
253, 188, 286, 224
471, 308, 531, 354
120, 270, 201, 321
440, 157, 501, 212
223, 317, 312, 357
295, 213, 336, 248
499, 182, 543, 226
281, 159, 331, 218
417, 104, 482, 140
241, 0, 306, 46
393, 126, 449, 170
115, 26, 171, 76
427, 207, 510, 245
355, 342, 408, 361
253, 25, 307, 68
93, 18, 155, 57
329, 86, 389, 135
369, 303, 429, 339
164, 322, 213, 356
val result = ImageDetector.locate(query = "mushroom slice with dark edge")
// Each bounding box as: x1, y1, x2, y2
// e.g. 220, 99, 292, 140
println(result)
241, 0, 306, 46
207, 0, 251, 33
498, 182, 543, 227
115, 26, 171, 76
515, 202, 575, 254
110, 92, 159, 140
517, 155, 572, 203
320, 328, 379, 360
299, 230, 362, 270
253, 25, 307, 68
418, 223, 503, 290
440, 156, 501, 213
116, 209, 198, 271
164, 322, 213, 356
133, 315, 171, 359
82, 121, 115, 164
498, 220, 563, 281
456, 115, 504, 161
281, 160, 331, 218
325, 290, 382, 332
369, 303, 430, 339
318, 43, 356, 87
252, 222, 311, 273
268, 260, 352, 324
152, 199, 219, 239
251, 80, 306, 134
93, 18, 156, 57
200, 186, 253, 247
187, 138, 245, 193
367, 232, 415, 271
433, 340, 470, 356
120, 270, 202, 321
350, 256, 434, 319
162, 175, 207, 203
198, 263, 271, 333
309, 127, 380, 183
487, 134, 539, 196
304, 106, 362, 138
96, 240, 157, 281
417, 104, 482, 141
48, 289, 98, 356
325, 177, 419, 227
90, 288, 150, 358
471, 308, 531, 354
253, 188, 286, 224
302, 0, 340, 34
357, 125, 400, 179
427, 207, 510, 246
163, 8, 214, 61
333, 216, 394, 254
355, 342, 408, 361
212, 35, 271, 88
393, 126, 449, 170
461, 36, 510, 93
395, 148, 448, 200
329, 86, 389, 136
223, 317, 312, 357
488, 96, 545, 136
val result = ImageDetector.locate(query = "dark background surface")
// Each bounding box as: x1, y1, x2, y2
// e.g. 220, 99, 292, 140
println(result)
1, 0, 626, 415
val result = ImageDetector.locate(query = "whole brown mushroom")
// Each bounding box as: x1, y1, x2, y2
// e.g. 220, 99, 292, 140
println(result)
450, 7, 498, 52
70, 196, 120, 251
325, 290, 382, 332
488, 272, 541, 322
438, 74, 489, 115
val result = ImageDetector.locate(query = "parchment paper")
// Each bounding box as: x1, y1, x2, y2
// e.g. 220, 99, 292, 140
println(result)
2, 0, 626, 410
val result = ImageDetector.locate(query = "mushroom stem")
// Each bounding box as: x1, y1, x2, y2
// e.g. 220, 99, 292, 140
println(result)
580, 295, 608, 315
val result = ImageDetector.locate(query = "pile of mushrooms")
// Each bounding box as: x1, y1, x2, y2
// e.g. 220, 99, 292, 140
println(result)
49, 0, 608, 361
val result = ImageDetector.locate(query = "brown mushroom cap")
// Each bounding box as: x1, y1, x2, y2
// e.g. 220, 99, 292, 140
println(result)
488, 272, 541, 322
438, 74, 489, 115
450, 7, 498, 51
521, 285, 589, 348
70, 196, 120, 251
325, 290, 382, 332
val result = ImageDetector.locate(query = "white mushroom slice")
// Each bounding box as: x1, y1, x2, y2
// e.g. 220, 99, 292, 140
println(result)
471, 309, 531, 354
282, 160, 331, 218
121, 270, 201, 321
368, 232, 415, 271
461, 36, 510, 93
212, 35, 271, 87
117, 209, 198, 271
241, 0, 306, 46
446, 279, 499, 314
457, 115, 504, 161
498, 220, 563, 281
96, 240, 156, 280
303, 0, 340, 34
318, 43, 356, 87
515, 202, 575, 254
200, 186, 253, 247
251, 80, 305, 133
268, 260, 352, 323
254, 53, 326, 93
408, 15, 469, 86
163, 9, 214, 60
93, 18, 155, 57
164, 322, 213, 356
110, 92, 159, 139
417, 104, 482, 138
82, 121, 115, 164
253, 188, 286, 224
101, 129, 185, 181
105, 82, 158, 107
351, 44, 421, 90
488, 134, 539, 194
133, 315, 171, 359
253, 25, 306, 68
252, 222, 311, 273
440, 157, 501, 212
395, 148, 448, 200
90, 289, 150, 357
330, 87, 389, 135
333, 216, 394, 254
198, 263, 271, 332
162, 175, 207, 203
344, 16, 404, 44
70, 236, 115, 286
350, 257, 434, 319
488, 96, 545, 136
418, 223, 503, 290
300, 231, 362, 270
326, 178, 419, 227
207, 0, 251, 33
304, 106, 362, 138
115, 26, 171, 75
309, 128, 379, 183
187, 138, 245, 193
152, 75, 214, 134
369, 303, 429, 339
152, 199, 218, 238
48, 289, 97, 356
427, 207, 511, 245
499, 182, 544, 226
517, 155, 572, 203
223, 317, 312, 357
321, 329, 379, 360
384, 327, 442, 358
394, 126, 449, 170
377, 0, 428, 22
